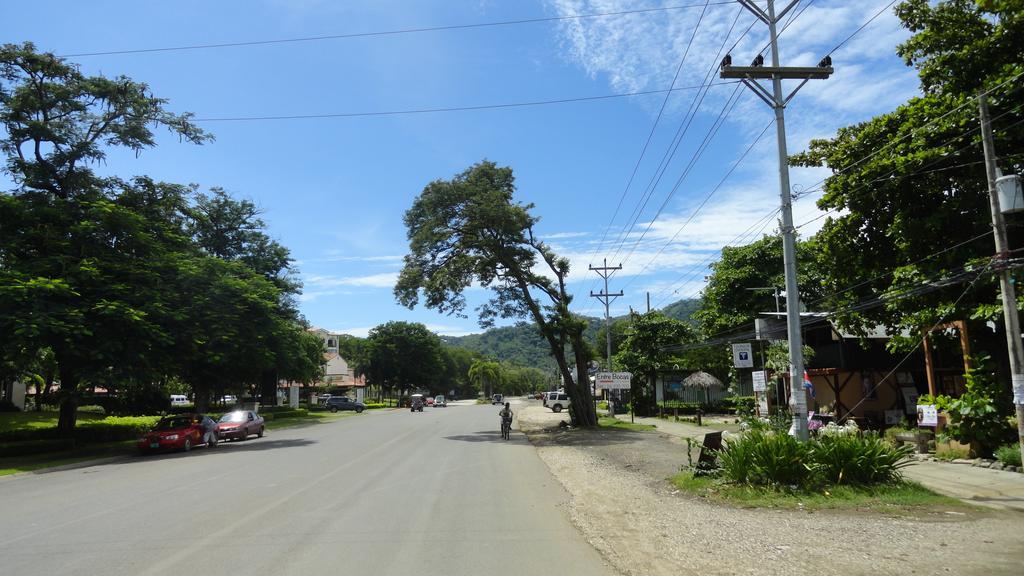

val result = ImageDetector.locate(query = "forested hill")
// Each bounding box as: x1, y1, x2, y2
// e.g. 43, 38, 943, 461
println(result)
442, 298, 698, 369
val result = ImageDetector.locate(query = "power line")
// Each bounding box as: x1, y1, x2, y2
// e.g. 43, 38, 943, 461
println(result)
192, 81, 740, 122
587, 0, 721, 279
621, 118, 776, 291
59, 2, 742, 58
580, 7, 756, 315
651, 206, 781, 308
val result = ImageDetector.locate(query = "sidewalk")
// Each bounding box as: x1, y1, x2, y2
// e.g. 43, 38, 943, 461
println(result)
616, 413, 1024, 512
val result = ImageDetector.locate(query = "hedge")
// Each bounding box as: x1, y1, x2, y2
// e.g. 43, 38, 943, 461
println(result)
0, 416, 160, 443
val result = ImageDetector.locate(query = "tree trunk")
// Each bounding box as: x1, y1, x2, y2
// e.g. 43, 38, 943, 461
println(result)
570, 332, 597, 427
56, 373, 79, 439
194, 382, 210, 413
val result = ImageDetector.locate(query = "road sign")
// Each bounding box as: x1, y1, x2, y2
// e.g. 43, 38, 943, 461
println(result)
731, 343, 753, 368
596, 372, 632, 390
752, 370, 767, 392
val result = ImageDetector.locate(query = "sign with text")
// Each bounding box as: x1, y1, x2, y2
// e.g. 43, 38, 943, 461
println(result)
917, 404, 938, 427
752, 370, 767, 392
731, 343, 754, 368
596, 372, 632, 390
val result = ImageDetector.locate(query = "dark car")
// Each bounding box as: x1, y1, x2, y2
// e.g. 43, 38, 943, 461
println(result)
216, 410, 265, 441
325, 396, 365, 413
138, 414, 218, 453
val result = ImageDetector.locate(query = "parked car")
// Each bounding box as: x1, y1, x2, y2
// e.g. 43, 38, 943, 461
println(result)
216, 410, 264, 441
325, 396, 366, 413
546, 392, 571, 413
220, 394, 238, 405
425, 396, 435, 406
491, 394, 504, 405
434, 395, 447, 407
316, 393, 332, 404
138, 414, 218, 453
410, 394, 425, 412
169, 394, 189, 406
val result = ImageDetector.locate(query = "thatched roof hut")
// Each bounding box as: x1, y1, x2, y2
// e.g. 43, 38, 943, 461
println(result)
682, 371, 723, 389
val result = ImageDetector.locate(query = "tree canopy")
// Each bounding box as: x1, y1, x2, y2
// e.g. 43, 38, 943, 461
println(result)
0, 43, 322, 428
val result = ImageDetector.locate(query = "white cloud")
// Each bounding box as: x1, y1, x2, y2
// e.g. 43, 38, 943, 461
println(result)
304, 271, 399, 289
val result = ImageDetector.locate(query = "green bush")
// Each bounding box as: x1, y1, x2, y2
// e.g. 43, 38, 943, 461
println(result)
658, 401, 703, 414
809, 433, 913, 485
994, 444, 1022, 467
260, 406, 300, 414
0, 415, 159, 443
718, 430, 810, 488
0, 438, 76, 457
597, 401, 609, 410
717, 429, 913, 489
363, 403, 386, 409
937, 359, 1015, 457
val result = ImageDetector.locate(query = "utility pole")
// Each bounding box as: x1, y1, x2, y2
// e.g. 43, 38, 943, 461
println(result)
979, 92, 1024, 465
590, 259, 623, 407
720, 0, 833, 440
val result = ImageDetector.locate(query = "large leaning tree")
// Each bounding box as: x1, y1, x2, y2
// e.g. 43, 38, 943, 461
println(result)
395, 161, 598, 426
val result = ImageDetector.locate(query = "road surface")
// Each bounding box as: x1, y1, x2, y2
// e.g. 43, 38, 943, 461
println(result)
0, 400, 617, 576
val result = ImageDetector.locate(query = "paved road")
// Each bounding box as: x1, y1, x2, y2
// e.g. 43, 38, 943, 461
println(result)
0, 401, 617, 576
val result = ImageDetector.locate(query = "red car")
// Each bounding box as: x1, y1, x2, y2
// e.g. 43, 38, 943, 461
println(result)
216, 410, 265, 441
137, 414, 218, 453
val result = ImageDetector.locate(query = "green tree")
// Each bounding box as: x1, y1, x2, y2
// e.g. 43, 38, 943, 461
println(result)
395, 161, 598, 426
615, 311, 694, 414
0, 44, 210, 433
593, 318, 630, 368
693, 235, 825, 336
468, 360, 503, 399
790, 0, 1022, 337
365, 322, 446, 400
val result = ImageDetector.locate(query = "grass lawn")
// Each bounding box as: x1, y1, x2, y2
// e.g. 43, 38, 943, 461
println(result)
0, 409, 363, 476
598, 416, 657, 432
671, 472, 968, 512
0, 410, 107, 432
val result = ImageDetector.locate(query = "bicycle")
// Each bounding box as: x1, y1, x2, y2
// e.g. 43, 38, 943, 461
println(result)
501, 416, 512, 440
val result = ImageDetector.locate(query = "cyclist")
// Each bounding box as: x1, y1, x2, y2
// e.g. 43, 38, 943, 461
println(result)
498, 402, 513, 438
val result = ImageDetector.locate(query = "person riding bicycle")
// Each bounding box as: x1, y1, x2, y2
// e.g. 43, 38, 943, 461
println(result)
498, 402, 513, 423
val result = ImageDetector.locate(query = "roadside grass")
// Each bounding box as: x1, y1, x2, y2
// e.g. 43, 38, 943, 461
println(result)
671, 472, 967, 512
263, 410, 356, 430
0, 440, 136, 477
598, 416, 656, 432
0, 410, 107, 432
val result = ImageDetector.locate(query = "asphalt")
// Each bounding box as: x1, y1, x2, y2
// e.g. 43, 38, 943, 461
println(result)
616, 413, 1024, 512
0, 400, 618, 576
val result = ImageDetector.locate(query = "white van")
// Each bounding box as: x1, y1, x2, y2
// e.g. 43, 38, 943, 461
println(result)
169, 394, 189, 406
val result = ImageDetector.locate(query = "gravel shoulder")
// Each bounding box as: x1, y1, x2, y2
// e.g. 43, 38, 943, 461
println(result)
519, 405, 1024, 576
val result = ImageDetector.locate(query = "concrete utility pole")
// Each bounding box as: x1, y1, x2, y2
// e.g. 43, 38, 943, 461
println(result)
720, 0, 833, 440
979, 92, 1024, 465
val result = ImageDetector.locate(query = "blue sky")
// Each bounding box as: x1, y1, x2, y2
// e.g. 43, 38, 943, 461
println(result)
4, 1, 921, 337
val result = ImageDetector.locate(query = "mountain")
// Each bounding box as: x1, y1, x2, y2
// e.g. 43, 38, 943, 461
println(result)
442, 298, 700, 369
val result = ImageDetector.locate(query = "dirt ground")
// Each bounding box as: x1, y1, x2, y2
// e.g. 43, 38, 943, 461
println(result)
518, 406, 1024, 576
